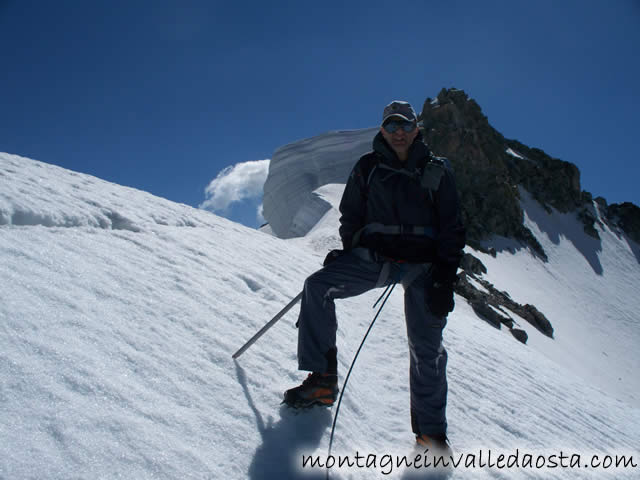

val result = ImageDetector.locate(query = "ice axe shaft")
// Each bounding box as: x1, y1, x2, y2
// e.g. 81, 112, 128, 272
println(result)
232, 291, 303, 359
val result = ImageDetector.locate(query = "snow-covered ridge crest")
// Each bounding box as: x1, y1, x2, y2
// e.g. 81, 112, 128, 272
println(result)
262, 128, 378, 238
0, 152, 224, 231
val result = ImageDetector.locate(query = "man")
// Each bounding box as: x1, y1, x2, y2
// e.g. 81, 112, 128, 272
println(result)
283, 101, 466, 449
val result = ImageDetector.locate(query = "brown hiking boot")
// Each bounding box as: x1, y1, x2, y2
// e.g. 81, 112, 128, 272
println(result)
416, 433, 452, 456
283, 373, 338, 408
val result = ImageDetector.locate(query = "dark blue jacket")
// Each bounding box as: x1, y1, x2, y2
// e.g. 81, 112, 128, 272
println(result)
338, 132, 466, 268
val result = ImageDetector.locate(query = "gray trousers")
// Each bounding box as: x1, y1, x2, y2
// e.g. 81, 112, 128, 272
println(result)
296, 248, 448, 436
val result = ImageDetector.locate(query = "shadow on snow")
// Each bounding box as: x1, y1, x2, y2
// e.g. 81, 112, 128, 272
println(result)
235, 362, 331, 480
484, 190, 606, 275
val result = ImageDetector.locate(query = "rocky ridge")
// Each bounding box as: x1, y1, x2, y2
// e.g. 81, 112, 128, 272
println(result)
456, 253, 553, 344
419, 88, 640, 342
417, 88, 640, 344
420, 88, 640, 256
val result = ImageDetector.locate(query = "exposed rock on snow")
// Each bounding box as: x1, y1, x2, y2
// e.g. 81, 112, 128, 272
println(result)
510, 328, 528, 344
456, 271, 554, 339
461, 252, 487, 275
421, 88, 640, 259
607, 201, 640, 245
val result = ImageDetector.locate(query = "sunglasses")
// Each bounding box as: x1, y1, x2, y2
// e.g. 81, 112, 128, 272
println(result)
383, 120, 416, 134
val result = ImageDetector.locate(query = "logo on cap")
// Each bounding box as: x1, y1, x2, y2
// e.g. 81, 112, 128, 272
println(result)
382, 101, 417, 125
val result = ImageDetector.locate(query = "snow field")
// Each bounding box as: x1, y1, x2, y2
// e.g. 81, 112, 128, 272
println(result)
1, 152, 639, 479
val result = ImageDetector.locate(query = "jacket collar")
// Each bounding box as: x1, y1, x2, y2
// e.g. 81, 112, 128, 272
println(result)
372, 131, 430, 171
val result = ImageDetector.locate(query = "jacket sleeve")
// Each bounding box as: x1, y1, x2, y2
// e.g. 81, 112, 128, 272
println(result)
433, 167, 466, 275
338, 158, 368, 250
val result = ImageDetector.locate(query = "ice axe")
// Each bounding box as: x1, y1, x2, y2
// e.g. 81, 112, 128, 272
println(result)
232, 291, 303, 359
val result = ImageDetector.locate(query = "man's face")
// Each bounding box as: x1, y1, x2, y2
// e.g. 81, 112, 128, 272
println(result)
380, 117, 418, 159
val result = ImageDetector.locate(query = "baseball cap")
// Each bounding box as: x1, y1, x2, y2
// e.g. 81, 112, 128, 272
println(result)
381, 101, 417, 125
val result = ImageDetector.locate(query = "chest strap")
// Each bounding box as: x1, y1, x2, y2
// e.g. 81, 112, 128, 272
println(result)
373, 160, 446, 192
351, 223, 437, 249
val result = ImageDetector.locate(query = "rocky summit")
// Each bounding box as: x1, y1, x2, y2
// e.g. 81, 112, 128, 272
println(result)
420, 88, 640, 258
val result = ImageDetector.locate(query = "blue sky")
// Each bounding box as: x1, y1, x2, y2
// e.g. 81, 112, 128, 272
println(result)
1, 0, 639, 228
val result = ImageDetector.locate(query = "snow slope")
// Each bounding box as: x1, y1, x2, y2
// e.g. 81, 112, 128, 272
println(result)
476, 189, 640, 405
1, 152, 639, 479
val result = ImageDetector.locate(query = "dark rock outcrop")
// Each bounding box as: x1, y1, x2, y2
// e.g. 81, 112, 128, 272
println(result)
421, 89, 540, 255
455, 269, 554, 342
460, 252, 487, 276
418, 88, 638, 258
418, 87, 637, 345
470, 300, 507, 329
510, 329, 528, 344
520, 304, 554, 338
607, 202, 640, 244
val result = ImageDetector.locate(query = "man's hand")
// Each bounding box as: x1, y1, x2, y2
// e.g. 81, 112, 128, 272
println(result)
427, 262, 459, 317
427, 281, 455, 317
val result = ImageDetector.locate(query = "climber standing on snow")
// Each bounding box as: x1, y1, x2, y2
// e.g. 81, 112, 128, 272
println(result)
283, 100, 466, 450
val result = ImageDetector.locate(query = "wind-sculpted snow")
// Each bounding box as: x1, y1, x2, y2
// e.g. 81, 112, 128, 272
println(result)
262, 128, 378, 238
0, 152, 221, 231
1, 151, 640, 479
